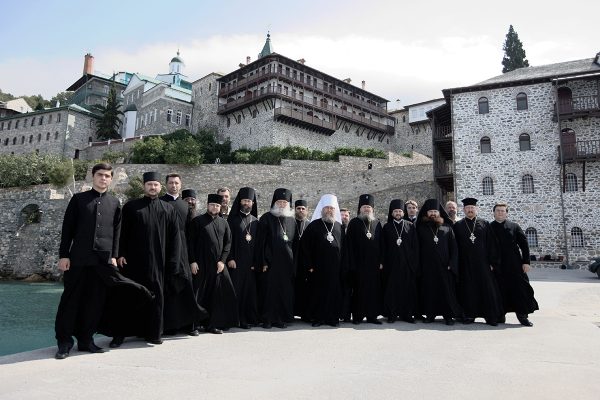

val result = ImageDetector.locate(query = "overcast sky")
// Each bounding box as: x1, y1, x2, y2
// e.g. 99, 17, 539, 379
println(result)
1, 0, 598, 107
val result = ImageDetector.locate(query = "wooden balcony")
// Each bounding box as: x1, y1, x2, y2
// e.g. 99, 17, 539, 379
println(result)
274, 107, 335, 135
218, 87, 395, 135
557, 95, 600, 117
559, 139, 600, 163
218, 68, 388, 116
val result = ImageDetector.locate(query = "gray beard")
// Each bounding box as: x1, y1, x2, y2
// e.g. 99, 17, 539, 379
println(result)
270, 206, 293, 218
321, 214, 335, 224
359, 213, 376, 222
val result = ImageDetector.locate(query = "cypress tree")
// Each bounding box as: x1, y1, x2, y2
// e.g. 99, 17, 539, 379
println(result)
502, 25, 530, 73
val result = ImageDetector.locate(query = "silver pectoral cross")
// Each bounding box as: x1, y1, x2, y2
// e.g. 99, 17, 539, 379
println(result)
469, 233, 476, 243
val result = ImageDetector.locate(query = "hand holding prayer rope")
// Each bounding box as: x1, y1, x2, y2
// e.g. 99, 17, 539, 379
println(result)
190, 262, 199, 275
217, 261, 225, 273
262, 265, 268, 272
227, 260, 237, 269
117, 257, 127, 268
522, 264, 531, 273
58, 258, 70, 272
110, 258, 117, 268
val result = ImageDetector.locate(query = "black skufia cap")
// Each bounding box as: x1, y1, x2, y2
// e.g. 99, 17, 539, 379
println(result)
207, 193, 223, 204
182, 189, 196, 199
461, 197, 478, 206
143, 171, 161, 183
295, 199, 308, 208
387, 199, 404, 223
271, 188, 292, 206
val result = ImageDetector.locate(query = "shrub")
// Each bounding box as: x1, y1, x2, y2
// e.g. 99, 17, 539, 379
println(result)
164, 136, 204, 165
131, 136, 166, 164
47, 160, 74, 188
101, 150, 128, 164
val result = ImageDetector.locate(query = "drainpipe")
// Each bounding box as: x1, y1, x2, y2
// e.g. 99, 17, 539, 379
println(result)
554, 79, 571, 268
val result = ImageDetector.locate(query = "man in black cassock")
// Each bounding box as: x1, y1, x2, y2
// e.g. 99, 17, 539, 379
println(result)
403, 200, 419, 224
382, 199, 419, 324
344, 194, 383, 325
188, 194, 238, 334
300, 194, 344, 327
293, 199, 309, 320
54, 163, 152, 359
159, 175, 206, 336
254, 188, 296, 329
416, 199, 461, 325
453, 197, 503, 326
227, 187, 259, 329
111, 171, 181, 346
490, 202, 539, 326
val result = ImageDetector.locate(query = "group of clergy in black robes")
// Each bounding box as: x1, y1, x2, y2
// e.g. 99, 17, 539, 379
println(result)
54, 164, 539, 359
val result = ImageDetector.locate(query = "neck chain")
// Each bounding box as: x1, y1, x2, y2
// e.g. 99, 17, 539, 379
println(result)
362, 219, 373, 239
323, 220, 335, 243
277, 217, 289, 242
297, 219, 306, 238
392, 219, 405, 246
240, 214, 252, 243
429, 225, 439, 245
465, 217, 477, 243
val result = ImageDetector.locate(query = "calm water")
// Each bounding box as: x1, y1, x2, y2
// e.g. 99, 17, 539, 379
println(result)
0, 281, 63, 356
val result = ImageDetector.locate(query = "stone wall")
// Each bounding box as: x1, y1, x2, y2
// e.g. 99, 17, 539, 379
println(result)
391, 109, 433, 157
0, 157, 434, 279
451, 81, 600, 263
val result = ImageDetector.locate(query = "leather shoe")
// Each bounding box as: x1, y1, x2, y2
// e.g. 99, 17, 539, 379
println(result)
55, 343, 72, 360
78, 342, 105, 353
486, 319, 498, 326
463, 318, 475, 324
311, 322, 322, 327
262, 322, 272, 329
272, 322, 287, 329
239, 323, 251, 330
188, 329, 200, 336
498, 315, 506, 324
145, 337, 163, 345
517, 315, 533, 327
367, 318, 382, 325
206, 327, 223, 334
423, 316, 435, 323
402, 316, 416, 324
109, 336, 124, 348
387, 317, 396, 323
444, 318, 455, 326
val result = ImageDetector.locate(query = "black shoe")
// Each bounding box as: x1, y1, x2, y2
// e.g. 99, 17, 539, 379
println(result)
311, 322, 322, 327
188, 329, 200, 336
272, 322, 287, 329
55, 343, 72, 360
402, 316, 416, 324
78, 342, 105, 353
387, 317, 396, 323
109, 336, 124, 348
206, 327, 223, 334
517, 315, 533, 327
145, 337, 163, 345
367, 318, 382, 325
239, 323, 251, 330
498, 315, 506, 324
262, 322, 272, 329
444, 317, 455, 326
341, 317, 352, 323
486, 319, 498, 326
463, 318, 475, 325
327, 321, 340, 327
423, 316, 435, 323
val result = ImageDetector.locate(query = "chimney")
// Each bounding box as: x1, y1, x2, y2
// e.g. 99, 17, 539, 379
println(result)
362, 80, 366, 90
246, 56, 251, 65
343, 78, 351, 84
83, 53, 94, 75
239, 63, 246, 68
297, 58, 306, 65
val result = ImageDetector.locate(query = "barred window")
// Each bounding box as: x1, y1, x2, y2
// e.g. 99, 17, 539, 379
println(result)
522, 174, 535, 194
480, 136, 491, 153
525, 227, 538, 248
185, 114, 191, 127
478, 97, 489, 114
482, 177, 494, 195
519, 133, 531, 151
570, 227, 584, 247
167, 109, 173, 122
516, 92, 528, 110
565, 173, 578, 192
176, 111, 182, 125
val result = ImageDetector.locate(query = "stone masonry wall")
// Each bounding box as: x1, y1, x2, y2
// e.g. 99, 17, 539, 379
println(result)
452, 81, 600, 263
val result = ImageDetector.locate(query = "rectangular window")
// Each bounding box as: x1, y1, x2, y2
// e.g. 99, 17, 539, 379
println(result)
185, 114, 191, 127
31, 118, 35, 126
154, 109, 157, 121
48, 114, 53, 123
167, 109, 172, 122
39, 116, 44, 125
15, 120, 20, 129
57, 113, 61, 123
176, 111, 182, 125
1, 122, 4, 130
7, 121, 11, 129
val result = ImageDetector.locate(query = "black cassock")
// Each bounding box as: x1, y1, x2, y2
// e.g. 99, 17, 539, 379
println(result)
114, 197, 181, 340
344, 217, 383, 321
381, 220, 419, 320
453, 218, 504, 321
490, 220, 539, 315
188, 213, 238, 330
159, 195, 207, 331
293, 219, 309, 319
300, 218, 344, 325
417, 222, 461, 319
227, 212, 259, 326
254, 212, 296, 325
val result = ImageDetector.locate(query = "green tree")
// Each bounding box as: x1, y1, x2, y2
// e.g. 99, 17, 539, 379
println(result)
47, 160, 74, 188
131, 136, 166, 163
95, 81, 123, 140
196, 129, 232, 163
50, 91, 74, 106
502, 25, 530, 73
164, 136, 204, 165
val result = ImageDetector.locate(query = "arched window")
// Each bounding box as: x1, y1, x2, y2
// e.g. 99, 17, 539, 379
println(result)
522, 174, 535, 194
525, 228, 538, 248
516, 92, 528, 110
46, 132, 50, 140
480, 136, 491, 153
519, 133, 531, 151
570, 227, 584, 247
482, 177, 494, 195
37, 133, 41, 142
12, 137, 16, 145
478, 97, 489, 114
55, 132, 59, 140
20, 136, 25, 144
565, 173, 578, 192
29, 135, 33, 143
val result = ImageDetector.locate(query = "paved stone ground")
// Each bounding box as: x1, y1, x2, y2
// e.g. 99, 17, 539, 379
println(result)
1, 268, 599, 400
